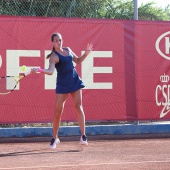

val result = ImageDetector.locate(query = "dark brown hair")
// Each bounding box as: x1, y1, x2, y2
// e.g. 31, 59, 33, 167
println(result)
46, 33, 62, 59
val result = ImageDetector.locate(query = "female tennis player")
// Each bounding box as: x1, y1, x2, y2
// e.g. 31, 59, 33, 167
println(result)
31, 33, 93, 148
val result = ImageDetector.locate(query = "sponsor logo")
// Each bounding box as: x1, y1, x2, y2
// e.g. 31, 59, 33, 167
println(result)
155, 73, 170, 118
155, 32, 170, 118
160, 104, 170, 118
155, 31, 170, 60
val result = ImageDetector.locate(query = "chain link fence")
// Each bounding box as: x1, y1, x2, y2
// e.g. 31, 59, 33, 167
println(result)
0, 0, 170, 20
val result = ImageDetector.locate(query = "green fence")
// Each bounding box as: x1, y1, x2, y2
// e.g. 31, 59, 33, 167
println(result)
0, 0, 170, 21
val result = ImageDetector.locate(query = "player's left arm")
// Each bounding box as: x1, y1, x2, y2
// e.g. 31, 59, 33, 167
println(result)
70, 43, 93, 64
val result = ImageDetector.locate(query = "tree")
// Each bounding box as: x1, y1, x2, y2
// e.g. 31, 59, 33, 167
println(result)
138, 1, 169, 21
164, 5, 170, 20
0, 0, 169, 21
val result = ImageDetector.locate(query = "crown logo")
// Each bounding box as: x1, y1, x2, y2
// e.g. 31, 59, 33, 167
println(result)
160, 73, 169, 82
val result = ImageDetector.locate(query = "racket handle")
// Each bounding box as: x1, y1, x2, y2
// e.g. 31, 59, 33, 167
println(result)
37, 68, 43, 73
24, 70, 31, 76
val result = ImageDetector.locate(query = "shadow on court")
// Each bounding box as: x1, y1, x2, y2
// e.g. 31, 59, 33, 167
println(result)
0, 147, 83, 158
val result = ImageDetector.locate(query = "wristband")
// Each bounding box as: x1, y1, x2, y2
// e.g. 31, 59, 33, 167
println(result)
38, 68, 43, 73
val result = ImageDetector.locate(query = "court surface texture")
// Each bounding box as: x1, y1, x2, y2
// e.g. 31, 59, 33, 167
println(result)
0, 135, 170, 170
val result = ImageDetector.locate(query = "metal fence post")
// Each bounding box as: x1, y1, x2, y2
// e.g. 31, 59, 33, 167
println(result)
133, 0, 139, 124
133, 0, 138, 20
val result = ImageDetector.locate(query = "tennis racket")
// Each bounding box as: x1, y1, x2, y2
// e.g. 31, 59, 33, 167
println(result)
0, 71, 31, 95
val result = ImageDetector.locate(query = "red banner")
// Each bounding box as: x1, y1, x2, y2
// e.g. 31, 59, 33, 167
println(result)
0, 16, 170, 123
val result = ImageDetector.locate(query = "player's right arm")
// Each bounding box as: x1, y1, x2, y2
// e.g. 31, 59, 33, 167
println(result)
31, 52, 59, 75
42, 52, 59, 75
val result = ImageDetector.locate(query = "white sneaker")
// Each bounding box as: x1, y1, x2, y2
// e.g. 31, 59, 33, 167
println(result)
49, 138, 60, 149
79, 135, 88, 145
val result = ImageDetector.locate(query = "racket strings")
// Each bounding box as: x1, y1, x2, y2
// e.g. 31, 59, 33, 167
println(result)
0, 77, 17, 94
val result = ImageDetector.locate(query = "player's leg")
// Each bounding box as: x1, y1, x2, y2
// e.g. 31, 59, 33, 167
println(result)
49, 93, 68, 148
70, 89, 88, 145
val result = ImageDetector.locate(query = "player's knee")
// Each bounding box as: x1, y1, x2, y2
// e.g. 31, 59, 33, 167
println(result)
74, 104, 83, 112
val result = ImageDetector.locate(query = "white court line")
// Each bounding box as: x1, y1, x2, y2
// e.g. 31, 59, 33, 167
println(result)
1, 160, 170, 169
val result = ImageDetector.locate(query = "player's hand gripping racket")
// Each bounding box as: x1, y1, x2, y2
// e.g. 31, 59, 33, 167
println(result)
0, 71, 31, 95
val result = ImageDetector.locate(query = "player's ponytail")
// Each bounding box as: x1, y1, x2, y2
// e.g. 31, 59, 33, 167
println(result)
46, 47, 55, 59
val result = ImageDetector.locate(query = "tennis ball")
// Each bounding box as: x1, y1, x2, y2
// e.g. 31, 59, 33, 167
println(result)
21, 65, 27, 72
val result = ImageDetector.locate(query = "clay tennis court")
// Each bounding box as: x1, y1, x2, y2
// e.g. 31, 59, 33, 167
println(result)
0, 135, 170, 170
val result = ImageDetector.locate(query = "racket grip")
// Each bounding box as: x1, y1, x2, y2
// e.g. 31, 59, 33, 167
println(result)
24, 70, 31, 76
37, 68, 43, 73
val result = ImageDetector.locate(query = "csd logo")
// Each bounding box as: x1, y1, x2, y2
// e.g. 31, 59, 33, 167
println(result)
155, 31, 170, 60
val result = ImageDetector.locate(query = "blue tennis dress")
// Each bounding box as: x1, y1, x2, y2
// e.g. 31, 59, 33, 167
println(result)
54, 48, 85, 94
